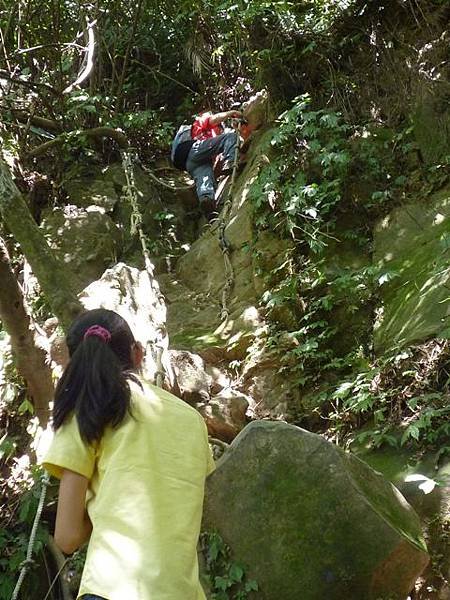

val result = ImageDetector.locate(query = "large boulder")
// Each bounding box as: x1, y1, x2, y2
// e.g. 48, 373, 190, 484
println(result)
64, 172, 119, 212
357, 447, 450, 600
203, 421, 429, 600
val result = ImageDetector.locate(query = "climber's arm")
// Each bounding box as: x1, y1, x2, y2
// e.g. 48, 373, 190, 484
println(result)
208, 110, 243, 126
54, 468, 92, 554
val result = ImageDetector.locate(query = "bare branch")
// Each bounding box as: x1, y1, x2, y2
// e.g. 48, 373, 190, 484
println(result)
0, 25, 12, 71
26, 126, 129, 157
13, 111, 62, 133
133, 58, 197, 94
114, 0, 144, 114
63, 19, 97, 94
46, 537, 74, 600
14, 42, 86, 55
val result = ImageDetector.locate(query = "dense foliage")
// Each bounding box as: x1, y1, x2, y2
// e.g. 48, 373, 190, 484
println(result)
248, 93, 450, 454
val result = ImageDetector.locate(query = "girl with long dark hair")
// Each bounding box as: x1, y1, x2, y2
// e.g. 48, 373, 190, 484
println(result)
43, 308, 214, 600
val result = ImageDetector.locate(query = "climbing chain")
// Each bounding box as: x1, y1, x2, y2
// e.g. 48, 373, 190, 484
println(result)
11, 472, 50, 600
121, 149, 168, 389
217, 122, 242, 323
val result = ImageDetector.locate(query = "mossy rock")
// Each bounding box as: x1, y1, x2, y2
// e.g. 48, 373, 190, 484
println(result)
40, 206, 122, 291
204, 421, 429, 600
414, 88, 450, 165
374, 188, 450, 351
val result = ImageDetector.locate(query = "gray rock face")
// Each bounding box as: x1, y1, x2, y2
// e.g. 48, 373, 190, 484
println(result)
64, 176, 119, 212
363, 449, 450, 600
40, 205, 122, 291
170, 349, 211, 405
169, 350, 248, 441
198, 388, 249, 443
79, 262, 171, 386
203, 421, 429, 600
242, 89, 269, 131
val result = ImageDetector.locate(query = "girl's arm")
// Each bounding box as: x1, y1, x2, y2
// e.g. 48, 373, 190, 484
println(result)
54, 468, 92, 554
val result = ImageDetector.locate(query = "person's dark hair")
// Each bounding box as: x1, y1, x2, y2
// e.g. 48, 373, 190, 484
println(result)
53, 308, 137, 444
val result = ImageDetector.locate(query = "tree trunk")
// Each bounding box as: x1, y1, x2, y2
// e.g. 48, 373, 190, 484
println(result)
0, 238, 54, 425
0, 158, 83, 330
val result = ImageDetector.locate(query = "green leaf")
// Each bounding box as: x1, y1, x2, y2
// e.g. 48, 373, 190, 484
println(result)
401, 424, 420, 446
333, 381, 353, 399
229, 563, 244, 582
214, 575, 231, 591
18, 399, 34, 415
245, 580, 259, 592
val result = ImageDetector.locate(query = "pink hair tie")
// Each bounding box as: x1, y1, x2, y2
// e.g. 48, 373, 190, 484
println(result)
83, 325, 112, 344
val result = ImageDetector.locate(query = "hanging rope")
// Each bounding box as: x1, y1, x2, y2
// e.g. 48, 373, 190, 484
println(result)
120, 149, 168, 389
11, 471, 50, 600
217, 122, 242, 324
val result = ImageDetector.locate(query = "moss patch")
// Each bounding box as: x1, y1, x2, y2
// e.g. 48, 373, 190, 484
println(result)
374, 188, 450, 351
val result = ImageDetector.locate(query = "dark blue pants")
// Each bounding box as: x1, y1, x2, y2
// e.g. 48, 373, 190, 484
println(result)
186, 131, 238, 201
81, 595, 107, 600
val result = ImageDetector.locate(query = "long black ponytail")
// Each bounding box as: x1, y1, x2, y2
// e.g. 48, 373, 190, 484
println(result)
53, 308, 137, 444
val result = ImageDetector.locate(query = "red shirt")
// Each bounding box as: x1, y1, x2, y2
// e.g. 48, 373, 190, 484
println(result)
191, 113, 222, 141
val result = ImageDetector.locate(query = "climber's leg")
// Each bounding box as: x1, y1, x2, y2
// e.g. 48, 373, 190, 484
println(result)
186, 160, 216, 201
187, 132, 237, 173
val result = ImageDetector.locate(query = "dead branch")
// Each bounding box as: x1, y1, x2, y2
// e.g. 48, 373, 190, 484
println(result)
14, 41, 86, 55
26, 126, 128, 157
0, 238, 54, 425
63, 18, 97, 94
0, 25, 11, 71
13, 111, 62, 133
46, 536, 74, 600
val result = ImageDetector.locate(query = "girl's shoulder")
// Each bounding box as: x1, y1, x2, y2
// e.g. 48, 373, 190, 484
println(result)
130, 377, 205, 424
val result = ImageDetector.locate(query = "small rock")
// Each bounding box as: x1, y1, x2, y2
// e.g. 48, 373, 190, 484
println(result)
198, 388, 249, 442
170, 350, 211, 405
205, 365, 232, 395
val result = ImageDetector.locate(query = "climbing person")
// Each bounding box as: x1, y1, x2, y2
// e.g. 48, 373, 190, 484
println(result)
171, 108, 243, 217
43, 308, 215, 600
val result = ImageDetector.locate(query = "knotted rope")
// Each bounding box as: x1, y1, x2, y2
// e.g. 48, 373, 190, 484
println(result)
120, 149, 169, 389
11, 472, 50, 600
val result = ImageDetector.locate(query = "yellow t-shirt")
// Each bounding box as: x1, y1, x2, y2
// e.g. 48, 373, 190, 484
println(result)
43, 379, 215, 600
